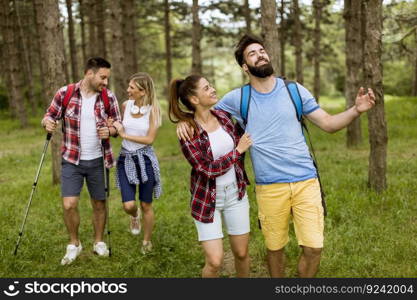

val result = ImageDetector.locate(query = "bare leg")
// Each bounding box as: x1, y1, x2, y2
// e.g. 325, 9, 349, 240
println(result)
141, 202, 154, 242
298, 246, 322, 278
201, 239, 224, 278
90, 198, 106, 243
123, 200, 138, 217
62, 196, 80, 245
229, 233, 250, 277
267, 248, 286, 278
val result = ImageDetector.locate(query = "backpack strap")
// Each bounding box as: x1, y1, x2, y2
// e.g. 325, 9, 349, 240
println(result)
62, 84, 76, 118
101, 87, 110, 115
240, 84, 251, 126
283, 80, 303, 122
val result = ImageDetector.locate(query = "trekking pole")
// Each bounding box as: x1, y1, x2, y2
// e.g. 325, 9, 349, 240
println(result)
14, 133, 53, 255
101, 140, 112, 257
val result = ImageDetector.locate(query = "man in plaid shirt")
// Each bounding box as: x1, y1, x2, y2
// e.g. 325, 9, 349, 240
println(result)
42, 57, 121, 265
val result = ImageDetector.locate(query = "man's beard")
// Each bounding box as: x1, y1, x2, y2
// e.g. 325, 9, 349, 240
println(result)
247, 61, 274, 78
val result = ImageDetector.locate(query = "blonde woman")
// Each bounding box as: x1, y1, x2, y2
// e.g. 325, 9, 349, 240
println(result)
110, 72, 162, 254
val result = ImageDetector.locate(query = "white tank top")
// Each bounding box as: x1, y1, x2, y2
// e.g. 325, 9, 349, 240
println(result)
122, 100, 152, 151
207, 126, 237, 186
80, 93, 102, 160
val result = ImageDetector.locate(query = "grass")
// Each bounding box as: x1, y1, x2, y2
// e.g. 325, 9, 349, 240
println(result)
0, 96, 416, 278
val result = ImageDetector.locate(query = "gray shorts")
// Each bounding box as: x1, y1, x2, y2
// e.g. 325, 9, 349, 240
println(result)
61, 157, 106, 200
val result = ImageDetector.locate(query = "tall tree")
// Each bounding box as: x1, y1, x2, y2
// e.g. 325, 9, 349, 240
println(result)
66, 0, 79, 81
78, 0, 87, 63
121, 0, 139, 76
191, 0, 202, 75
14, 0, 36, 113
35, 0, 67, 184
363, 0, 387, 192
279, 0, 286, 76
86, 0, 97, 57
2, 0, 28, 127
344, 0, 363, 147
413, 29, 417, 96
293, 0, 304, 84
312, 0, 326, 102
95, 0, 106, 58
164, 0, 173, 90
243, 0, 252, 34
108, 0, 125, 103
260, 0, 280, 75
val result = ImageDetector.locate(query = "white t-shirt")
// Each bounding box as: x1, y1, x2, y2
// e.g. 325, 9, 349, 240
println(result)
80, 93, 102, 160
207, 126, 237, 186
122, 100, 151, 151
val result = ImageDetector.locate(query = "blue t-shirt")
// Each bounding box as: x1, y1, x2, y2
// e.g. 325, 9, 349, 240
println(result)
215, 77, 320, 184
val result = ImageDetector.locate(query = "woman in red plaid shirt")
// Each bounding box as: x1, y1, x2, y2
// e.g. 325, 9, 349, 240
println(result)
169, 75, 253, 277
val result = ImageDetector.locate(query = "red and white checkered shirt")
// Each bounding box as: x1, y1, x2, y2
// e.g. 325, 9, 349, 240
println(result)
43, 81, 121, 168
180, 109, 250, 223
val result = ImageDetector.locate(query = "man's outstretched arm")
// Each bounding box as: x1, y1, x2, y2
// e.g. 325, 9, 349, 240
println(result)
306, 87, 375, 133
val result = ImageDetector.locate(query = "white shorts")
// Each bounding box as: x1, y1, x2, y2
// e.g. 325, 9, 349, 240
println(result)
194, 182, 250, 241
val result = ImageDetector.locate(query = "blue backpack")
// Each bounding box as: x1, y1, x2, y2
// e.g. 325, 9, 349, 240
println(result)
240, 79, 327, 216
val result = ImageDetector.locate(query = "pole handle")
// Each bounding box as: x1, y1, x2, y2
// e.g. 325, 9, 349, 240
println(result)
46, 132, 52, 140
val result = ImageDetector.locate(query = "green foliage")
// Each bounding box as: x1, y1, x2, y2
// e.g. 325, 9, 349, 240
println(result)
0, 96, 416, 277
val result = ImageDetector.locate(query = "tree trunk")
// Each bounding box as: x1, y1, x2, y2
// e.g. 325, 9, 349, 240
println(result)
35, 0, 67, 185
108, 0, 126, 103
191, 0, 202, 75
260, 0, 280, 76
32, 0, 48, 106
164, 0, 172, 91
14, 0, 36, 113
78, 0, 87, 64
66, 0, 79, 81
243, 0, 252, 34
87, 0, 97, 57
2, 0, 28, 127
363, 0, 387, 192
312, 0, 323, 102
344, 0, 363, 147
279, 0, 286, 76
95, 0, 107, 58
121, 0, 138, 76
413, 29, 417, 96
293, 0, 304, 84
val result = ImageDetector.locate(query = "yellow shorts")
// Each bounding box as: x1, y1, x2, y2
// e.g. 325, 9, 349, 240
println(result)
256, 178, 324, 250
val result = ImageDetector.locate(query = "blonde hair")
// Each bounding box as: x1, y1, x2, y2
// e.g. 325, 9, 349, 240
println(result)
129, 72, 162, 127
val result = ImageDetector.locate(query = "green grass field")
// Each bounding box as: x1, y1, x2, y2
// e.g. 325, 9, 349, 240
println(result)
0, 96, 416, 278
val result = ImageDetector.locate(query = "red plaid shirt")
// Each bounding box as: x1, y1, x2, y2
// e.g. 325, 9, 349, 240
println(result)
180, 109, 250, 223
42, 81, 121, 168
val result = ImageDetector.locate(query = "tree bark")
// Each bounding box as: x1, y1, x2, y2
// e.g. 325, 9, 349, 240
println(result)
95, 0, 107, 58
121, 0, 139, 76
35, 0, 67, 185
78, 0, 87, 64
2, 0, 28, 127
32, 0, 48, 106
164, 0, 173, 90
293, 0, 304, 84
66, 0, 79, 81
260, 0, 280, 76
87, 0, 97, 57
191, 0, 202, 75
243, 0, 252, 34
312, 0, 323, 102
108, 0, 126, 103
363, 0, 387, 192
413, 29, 417, 96
344, 0, 363, 147
279, 0, 286, 76
14, 0, 36, 113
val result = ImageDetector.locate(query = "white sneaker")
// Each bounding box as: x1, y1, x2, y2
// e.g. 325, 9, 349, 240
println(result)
61, 243, 82, 265
130, 208, 142, 235
93, 241, 109, 257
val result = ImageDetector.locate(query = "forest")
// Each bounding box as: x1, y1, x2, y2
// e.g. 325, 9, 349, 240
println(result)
0, 0, 416, 278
